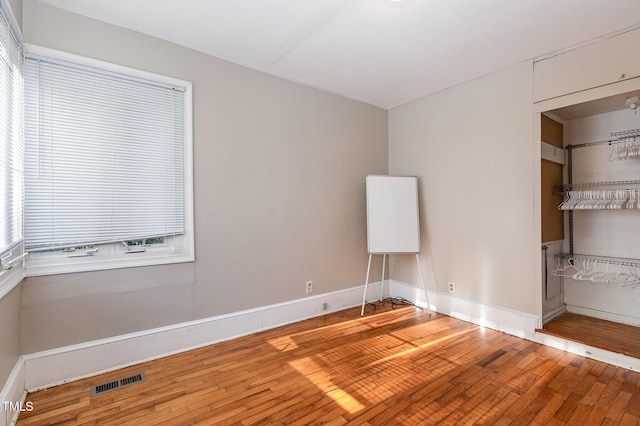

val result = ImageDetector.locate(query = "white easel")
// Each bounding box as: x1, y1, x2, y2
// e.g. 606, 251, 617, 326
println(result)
361, 175, 431, 316
360, 253, 430, 316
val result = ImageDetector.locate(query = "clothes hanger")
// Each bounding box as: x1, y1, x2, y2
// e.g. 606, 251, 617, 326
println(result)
551, 257, 580, 277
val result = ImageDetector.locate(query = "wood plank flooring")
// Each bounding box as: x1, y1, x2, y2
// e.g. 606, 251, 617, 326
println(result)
541, 312, 640, 360
17, 306, 640, 425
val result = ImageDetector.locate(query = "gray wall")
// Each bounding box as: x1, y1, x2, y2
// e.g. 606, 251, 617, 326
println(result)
7, 0, 20, 30
388, 61, 537, 314
21, 2, 388, 353
0, 285, 22, 395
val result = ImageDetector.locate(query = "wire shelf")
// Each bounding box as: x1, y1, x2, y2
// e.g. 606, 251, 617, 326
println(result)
611, 128, 640, 139
566, 128, 640, 150
557, 180, 640, 191
556, 252, 640, 267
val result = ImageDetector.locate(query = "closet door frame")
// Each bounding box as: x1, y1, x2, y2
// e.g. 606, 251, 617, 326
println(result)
532, 77, 640, 325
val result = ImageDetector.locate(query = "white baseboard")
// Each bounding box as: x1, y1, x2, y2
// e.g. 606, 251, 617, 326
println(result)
566, 304, 640, 327
542, 305, 566, 325
391, 280, 640, 372
0, 358, 26, 426
532, 332, 640, 372
23, 281, 382, 392
389, 280, 540, 338
14, 278, 640, 400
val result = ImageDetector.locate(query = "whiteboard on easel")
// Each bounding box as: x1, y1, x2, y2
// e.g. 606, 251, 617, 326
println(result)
366, 175, 420, 254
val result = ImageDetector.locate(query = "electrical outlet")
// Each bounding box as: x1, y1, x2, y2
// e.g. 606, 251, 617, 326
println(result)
305, 280, 313, 294
322, 302, 328, 310
448, 281, 455, 293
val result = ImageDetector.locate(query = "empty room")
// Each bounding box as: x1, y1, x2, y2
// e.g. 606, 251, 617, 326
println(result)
2, 0, 640, 424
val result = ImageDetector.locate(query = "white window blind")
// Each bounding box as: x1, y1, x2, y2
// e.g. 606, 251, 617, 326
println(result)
0, 4, 23, 258
24, 56, 185, 252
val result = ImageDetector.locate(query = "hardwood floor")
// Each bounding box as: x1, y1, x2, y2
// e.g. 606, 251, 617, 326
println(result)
541, 312, 640, 360
17, 305, 640, 425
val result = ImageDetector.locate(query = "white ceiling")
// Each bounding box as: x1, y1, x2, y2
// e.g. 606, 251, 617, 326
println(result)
33, 0, 640, 110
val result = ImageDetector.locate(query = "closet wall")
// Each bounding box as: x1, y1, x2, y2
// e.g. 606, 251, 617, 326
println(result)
541, 115, 564, 323
560, 108, 640, 325
541, 115, 564, 243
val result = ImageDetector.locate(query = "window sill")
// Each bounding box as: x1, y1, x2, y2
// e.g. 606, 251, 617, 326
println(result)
24, 252, 194, 277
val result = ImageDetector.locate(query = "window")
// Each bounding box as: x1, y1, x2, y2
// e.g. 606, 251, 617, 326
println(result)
0, 0, 24, 295
23, 46, 193, 276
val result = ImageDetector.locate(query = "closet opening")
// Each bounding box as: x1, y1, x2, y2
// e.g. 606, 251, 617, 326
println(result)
538, 89, 640, 360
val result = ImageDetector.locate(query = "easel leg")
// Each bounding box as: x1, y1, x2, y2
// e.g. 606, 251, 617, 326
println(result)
361, 254, 373, 316
380, 253, 386, 301
415, 254, 431, 313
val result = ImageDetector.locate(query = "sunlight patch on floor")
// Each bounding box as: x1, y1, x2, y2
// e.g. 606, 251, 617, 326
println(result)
289, 356, 365, 414
373, 328, 476, 367
267, 307, 428, 352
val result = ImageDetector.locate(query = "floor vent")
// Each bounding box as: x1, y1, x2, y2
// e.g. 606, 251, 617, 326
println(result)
91, 372, 147, 397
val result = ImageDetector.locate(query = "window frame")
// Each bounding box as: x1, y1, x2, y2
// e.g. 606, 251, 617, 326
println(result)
23, 45, 194, 277
0, 0, 24, 296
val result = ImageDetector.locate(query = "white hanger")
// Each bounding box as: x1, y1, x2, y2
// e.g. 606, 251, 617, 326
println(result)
551, 257, 579, 277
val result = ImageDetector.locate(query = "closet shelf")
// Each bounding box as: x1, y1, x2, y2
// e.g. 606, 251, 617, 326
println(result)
556, 252, 640, 267
557, 180, 640, 190
566, 128, 640, 149
611, 128, 640, 139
